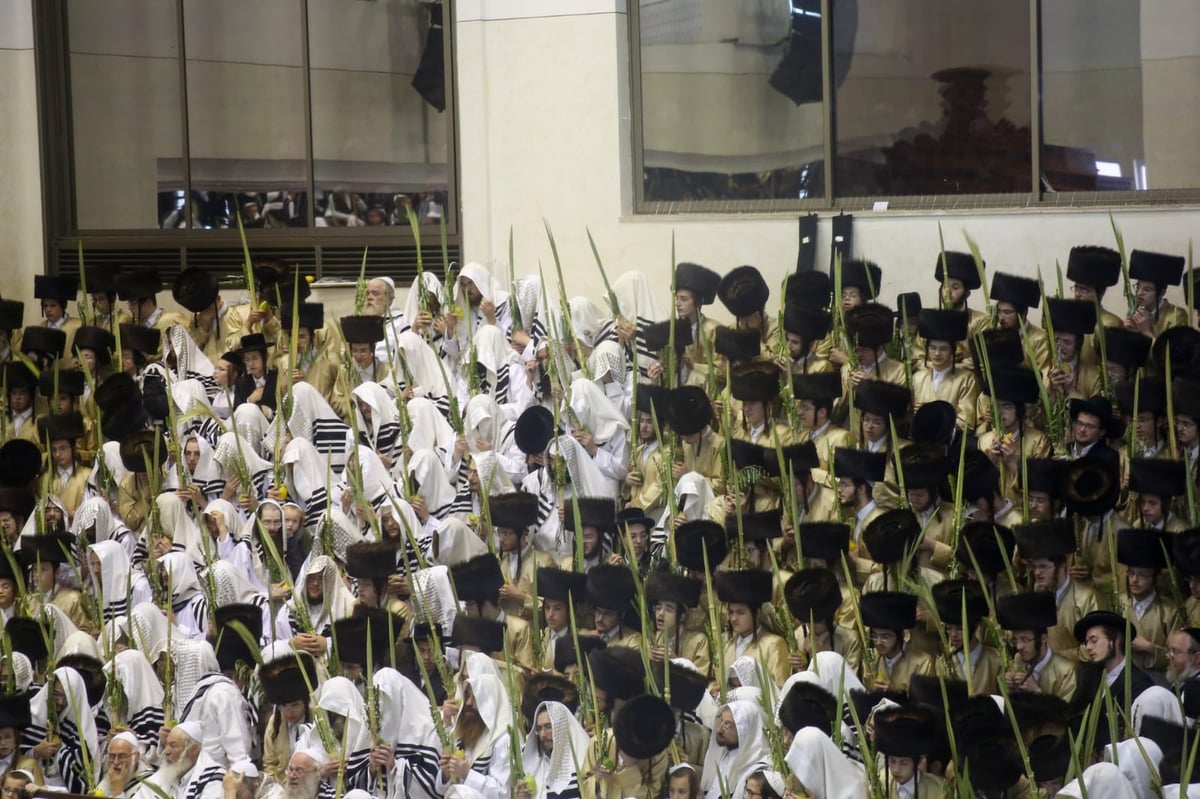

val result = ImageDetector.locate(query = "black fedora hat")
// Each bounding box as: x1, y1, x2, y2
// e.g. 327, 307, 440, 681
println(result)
34, 275, 78, 304
236, 333, 272, 355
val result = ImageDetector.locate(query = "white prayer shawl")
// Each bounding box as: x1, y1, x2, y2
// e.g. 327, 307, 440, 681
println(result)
568, 377, 629, 445
464, 395, 509, 454
286, 382, 354, 474
473, 324, 519, 405
276, 554, 356, 639
521, 700, 589, 799
352, 382, 401, 461
40, 604, 81, 658
406, 397, 458, 462
547, 435, 611, 498
401, 273, 444, 338
700, 700, 770, 799
456, 262, 508, 311
784, 727, 868, 799
612, 271, 662, 325
213, 431, 273, 501
205, 560, 271, 642
588, 340, 626, 384
29, 667, 101, 793
396, 330, 449, 397
60, 630, 102, 659
806, 651, 866, 695
73, 496, 135, 559
8, 652, 32, 692
230, 403, 272, 459
375, 667, 441, 799
108, 648, 166, 750
653, 471, 717, 547
88, 539, 152, 621
137, 746, 226, 799
129, 601, 187, 665
437, 672, 512, 799
166, 433, 225, 499
567, 296, 612, 349
158, 550, 206, 638
512, 276, 542, 339
408, 448, 458, 519
283, 437, 333, 528
1103, 738, 1163, 799
410, 564, 460, 635
1058, 762, 1140, 799
167, 324, 215, 380
89, 439, 131, 493
177, 666, 254, 769
1132, 685, 1186, 732
432, 517, 490, 567
158, 492, 205, 561
308, 677, 375, 791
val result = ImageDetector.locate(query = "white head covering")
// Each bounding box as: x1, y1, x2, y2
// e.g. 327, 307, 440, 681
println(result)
170, 377, 213, 417
129, 601, 176, 664
567, 296, 612, 349
30, 667, 101, 789
407, 448, 457, 517
472, 324, 517, 398
456, 263, 507, 308
433, 517, 490, 567
473, 452, 514, 498
60, 630, 102, 660
806, 651, 866, 695
1103, 737, 1163, 799
588, 340, 626, 384
282, 437, 332, 527
170, 638, 220, 713
464, 395, 509, 454
373, 667, 438, 749
291, 555, 357, 633
656, 470, 717, 531
395, 330, 448, 396
352, 382, 400, 453
8, 652, 33, 692
568, 377, 629, 445
512, 275, 542, 332
462, 672, 511, 765
785, 726, 868, 799
1058, 761, 1140, 799
613, 270, 662, 322
410, 564, 459, 634
700, 700, 770, 799
214, 430, 273, 498
1132, 685, 1186, 732
407, 397, 458, 455
72, 496, 132, 547
548, 435, 612, 498
157, 550, 202, 611
402, 273, 443, 329
156, 493, 203, 558
87, 539, 135, 618
167, 325, 215, 380
206, 559, 264, 607
313, 676, 373, 755
108, 648, 166, 745
522, 700, 591, 799
174, 720, 205, 744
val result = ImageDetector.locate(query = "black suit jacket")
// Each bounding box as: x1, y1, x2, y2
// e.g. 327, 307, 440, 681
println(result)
234, 369, 279, 412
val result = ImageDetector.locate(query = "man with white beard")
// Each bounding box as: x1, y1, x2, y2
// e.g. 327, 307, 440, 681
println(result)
97, 732, 147, 797
135, 722, 225, 799
258, 749, 326, 799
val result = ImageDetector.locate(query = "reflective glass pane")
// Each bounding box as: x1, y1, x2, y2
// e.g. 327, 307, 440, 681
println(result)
832, 0, 1032, 196
1042, 1, 1200, 191
638, 0, 826, 203
308, 0, 448, 227
68, 0, 184, 229
183, 0, 308, 228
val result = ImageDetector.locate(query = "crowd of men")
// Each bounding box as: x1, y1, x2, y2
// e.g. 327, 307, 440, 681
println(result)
0, 240, 1196, 799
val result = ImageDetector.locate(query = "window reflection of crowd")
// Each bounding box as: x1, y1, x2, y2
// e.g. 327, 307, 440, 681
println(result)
158, 190, 446, 229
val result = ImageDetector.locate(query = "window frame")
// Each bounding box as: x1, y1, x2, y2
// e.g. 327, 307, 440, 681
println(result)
628, 0, 1200, 215
33, 0, 461, 277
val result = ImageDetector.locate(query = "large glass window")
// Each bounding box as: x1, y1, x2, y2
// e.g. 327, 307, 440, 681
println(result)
632, 0, 1200, 210
61, 0, 452, 232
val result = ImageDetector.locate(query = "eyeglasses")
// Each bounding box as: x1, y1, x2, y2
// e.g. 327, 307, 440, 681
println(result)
285, 766, 316, 777
108, 753, 133, 762
1167, 648, 1198, 658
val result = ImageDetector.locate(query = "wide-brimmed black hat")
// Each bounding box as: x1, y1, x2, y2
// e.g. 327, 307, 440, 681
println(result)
853, 381, 910, 420
1027, 733, 1072, 786
213, 603, 264, 671
536, 567, 588, 605
0, 301, 23, 331
1099, 326, 1152, 371
1073, 609, 1135, 644
39, 367, 85, 399
34, 275, 78, 304
613, 694, 675, 760
339, 315, 385, 345
970, 327, 1024, 367
258, 653, 319, 706
236, 333, 272, 355
957, 450, 999, 503
844, 302, 894, 348
832, 448, 886, 484
1013, 519, 1075, 562
645, 571, 702, 610
18, 531, 74, 568
907, 674, 969, 714
955, 521, 1016, 576
840, 260, 882, 299
448, 616, 505, 654
562, 497, 616, 535
978, 363, 1039, 405
0, 692, 32, 730
674, 520, 728, 571
1130, 249, 1186, 286
777, 682, 837, 736
488, 492, 539, 531
783, 304, 832, 341
1044, 298, 1097, 336
932, 579, 988, 629
118, 324, 160, 356
1175, 530, 1200, 577
733, 509, 782, 544
910, 401, 957, 444
344, 540, 400, 581
514, 406, 555, 455
785, 271, 832, 310
95, 374, 148, 441
763, 441, 820, 479
115, 270, 162, 301
1113, 377, 1165, 417
896, 293, 922, 322
20, 327, 66, 357
72, 326, 115, 358
119, 429, 167, 474
450, 554, 505, 604
1117, 528, 1168, 570
588, 647, 645, 701
863, 509, 922, 565
280, 303, 325, 332
918, 309, 969, 343
1061, 455, 1120, 516
861, 591, 918, 631
642, 319, 692, 354
996, 591, 1057, 632
792, 372, 842, 403
36, 412, 85, 445
522, 673, 580, 728
798, 522, 850, 565
1128, 458, 1187, 498
898, 443, 947, 491
934, 251, 982, 290
1067, 245, 1121, 289
0, 488, 34, 520
617, 507, 655, 533
719, 265, 769, 317
874, 706, 939, 758
957, 735, 1023, 794
664, 386, 713, 436
1019, 458, 1062, 498
57, 653, 107, 706
729, 440, 768, 475
634, 384, 667, 422
783, 568, 841, 622
653, 661, 708, 713
5, 617, 48, 662
715, 569, 773, 607
729, 361, 780, 402
553, 634, 606, 675
82, 263, 119, 295
1174, 377, 1200, 422
172, 268, 220, 313
989, 272, 1040, 309
0, 440, 40, 490
674, 262, 722, 305
586, 564, 636, 612
338, 607, 402, 667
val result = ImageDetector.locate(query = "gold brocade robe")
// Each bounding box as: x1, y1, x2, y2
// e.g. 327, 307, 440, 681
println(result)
679, 429, 726, 496
682, 317, 721, 390
935, 644, 1004, 695
627, 443, 665, 513
794, 624, 863, 674
1152, 302, 1191, 337
911, 366, 980, 431
188, 304, 249, 363
1048, 581, 1103, 659
793, 480, 839, 527
803, 425, 854, 474
1016, 652, 1078, 701
1116, 592, 1179, 671
47, 463, 91, 517
872, 647, 935, 692
499, 548, 556, 622
581, 727, 668, 799
722, 630, 790, 687
878, 770, 947, 799
977, 425, 1053, 500
117, 474, 150, 533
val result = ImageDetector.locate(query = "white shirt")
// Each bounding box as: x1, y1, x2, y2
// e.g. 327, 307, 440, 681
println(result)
1105, 658, 1126, 687
930, 365, 951, 391
1031, 644, 1054, 682
1130, 593, 1155, 620
734, 631, 754, 658
144, 307, 163, 328
854, 500, 877, 543
896, 776, 917, 799
10, 408, 31, 433
1055, 577, 1071, 608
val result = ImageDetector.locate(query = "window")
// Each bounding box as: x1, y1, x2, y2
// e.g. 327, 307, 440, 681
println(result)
631, 0, 1200, 212
38, 0, 456, 277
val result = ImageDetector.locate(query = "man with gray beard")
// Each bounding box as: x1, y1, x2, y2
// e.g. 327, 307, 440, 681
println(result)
257, 749, 326, 799
135, 722, 225, 799
1167, 628, 1200, 690
97, 732, 147, 798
